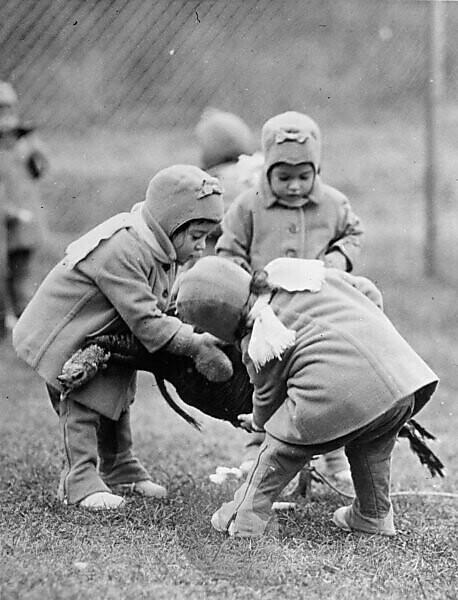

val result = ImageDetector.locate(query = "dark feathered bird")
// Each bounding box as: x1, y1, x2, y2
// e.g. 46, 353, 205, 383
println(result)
397, 418, 444, 477
58, 334, 445, 478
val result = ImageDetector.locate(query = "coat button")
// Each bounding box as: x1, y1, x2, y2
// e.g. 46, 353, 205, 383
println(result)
162, 290, 169, 298
289, 224, 297, 233
285, 249, 297, 257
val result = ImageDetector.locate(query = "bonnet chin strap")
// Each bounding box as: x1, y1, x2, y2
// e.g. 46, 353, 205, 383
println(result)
247, 258, 326, 371
247, 295, 296, 371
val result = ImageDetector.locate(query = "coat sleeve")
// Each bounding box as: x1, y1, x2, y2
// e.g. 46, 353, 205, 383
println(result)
245, 355, 287, 429
215, 193, 253, 273
91, 239, 191, 354
327, 196, 364, 272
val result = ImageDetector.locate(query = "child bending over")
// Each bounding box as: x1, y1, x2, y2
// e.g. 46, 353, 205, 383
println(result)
176, 256, 438, 537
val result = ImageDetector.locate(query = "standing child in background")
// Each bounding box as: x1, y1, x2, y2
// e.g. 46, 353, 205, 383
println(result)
13, 165, 231, 510
194, 107, 262, 255
216, 110, 364, 483
0, 81, 49, 337
176, 256, 438, 538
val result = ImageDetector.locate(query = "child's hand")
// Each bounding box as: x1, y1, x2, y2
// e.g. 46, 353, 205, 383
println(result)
193, 333, 234, 382
166, 329, 233, 381
324, 250, 348, 271
237, 413, 264, 433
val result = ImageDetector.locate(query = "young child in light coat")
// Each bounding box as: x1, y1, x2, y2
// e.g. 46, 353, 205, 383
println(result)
0, 80, 49, 336
13, 165, 229, 510
176, 256, 438, 538
216, 110, 364, 482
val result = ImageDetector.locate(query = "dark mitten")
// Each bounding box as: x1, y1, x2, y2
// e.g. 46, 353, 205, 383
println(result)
165, 327, 233, 382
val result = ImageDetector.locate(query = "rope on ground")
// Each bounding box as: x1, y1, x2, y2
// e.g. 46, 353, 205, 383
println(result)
310, 467, 458, 500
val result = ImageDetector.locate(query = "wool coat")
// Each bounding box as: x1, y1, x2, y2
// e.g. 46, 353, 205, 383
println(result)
240, 269, 438, 446
13, 215, 191, 420
216, 110, 363, 273
216, 177, 363, 273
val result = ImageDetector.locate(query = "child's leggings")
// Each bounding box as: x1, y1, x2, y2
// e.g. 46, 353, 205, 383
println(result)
215, 395, 414, 537
243, 432, 348, 474
47, 385, 150, 504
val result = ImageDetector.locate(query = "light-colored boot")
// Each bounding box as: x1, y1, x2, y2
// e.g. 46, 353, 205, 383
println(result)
114, 480, 167, 499
211, 501, 275, 538
332, 504, 396, 536
80, 491, 125, 510
132, 480, 167, 498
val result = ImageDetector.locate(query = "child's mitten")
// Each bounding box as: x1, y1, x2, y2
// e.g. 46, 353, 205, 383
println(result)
192, 332, 234, 382
165, 327, 233, 382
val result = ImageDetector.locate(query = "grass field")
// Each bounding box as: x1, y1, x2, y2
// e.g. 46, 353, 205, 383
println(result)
0, 119, 457, 599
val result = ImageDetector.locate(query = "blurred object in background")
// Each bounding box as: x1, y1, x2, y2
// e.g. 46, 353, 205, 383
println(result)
194, 107, 262, 253
0, 0, 456, 131
196, 107, 256, 172
0, 80, 49, 338
0, 0, 456, 284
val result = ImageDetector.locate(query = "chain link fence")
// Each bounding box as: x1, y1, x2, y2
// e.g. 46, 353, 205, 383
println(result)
0, 0, 457, 285
1, 0, 457, 131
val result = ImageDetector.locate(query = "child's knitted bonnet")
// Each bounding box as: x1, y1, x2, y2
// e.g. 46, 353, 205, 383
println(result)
261, 111, 322, 174
142, 164, 224, 238
177, 256, 327, 370
195, 108, 256, 171
177, 256, 251, 343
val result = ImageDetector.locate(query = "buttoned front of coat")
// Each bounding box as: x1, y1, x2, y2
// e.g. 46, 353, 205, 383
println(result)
216, 177, 363, 273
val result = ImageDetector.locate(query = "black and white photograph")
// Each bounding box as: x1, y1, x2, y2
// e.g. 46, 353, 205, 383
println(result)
0, 1, 456, 598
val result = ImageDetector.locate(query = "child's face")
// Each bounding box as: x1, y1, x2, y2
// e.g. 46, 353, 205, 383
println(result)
172, 221, 215, 265
269, 163, 315, 202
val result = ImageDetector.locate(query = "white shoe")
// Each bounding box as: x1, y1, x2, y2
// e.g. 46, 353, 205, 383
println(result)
211, 510, 230, 533
114, 480, 167, 499
132, 480, 167, 499
80, 492, 125, 510
332, 505, 396, 536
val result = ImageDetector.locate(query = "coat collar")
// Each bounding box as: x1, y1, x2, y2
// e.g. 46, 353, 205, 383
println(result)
63, 202, 176, 269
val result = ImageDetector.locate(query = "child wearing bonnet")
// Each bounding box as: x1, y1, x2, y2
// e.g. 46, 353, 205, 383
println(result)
13, 165, 231, 510
216, 110, 364, 482
176, 255, 438, 538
